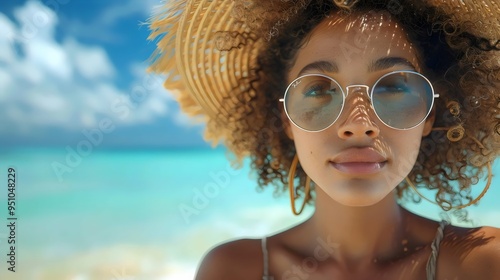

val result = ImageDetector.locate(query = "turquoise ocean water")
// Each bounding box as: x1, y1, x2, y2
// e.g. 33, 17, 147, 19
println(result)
0, 148, 498, 280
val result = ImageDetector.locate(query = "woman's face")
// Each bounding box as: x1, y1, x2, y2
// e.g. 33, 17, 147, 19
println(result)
284, 11, 435, 207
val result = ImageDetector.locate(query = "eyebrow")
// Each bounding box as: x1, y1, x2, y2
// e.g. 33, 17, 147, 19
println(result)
297, 61, 339, 77
368, 57, 416, 72
296, 57, 416, 77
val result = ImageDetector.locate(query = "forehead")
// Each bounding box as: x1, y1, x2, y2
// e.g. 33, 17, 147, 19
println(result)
289, 10, 420, 78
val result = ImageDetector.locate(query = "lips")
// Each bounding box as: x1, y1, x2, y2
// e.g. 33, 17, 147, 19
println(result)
330, 147, 388, 174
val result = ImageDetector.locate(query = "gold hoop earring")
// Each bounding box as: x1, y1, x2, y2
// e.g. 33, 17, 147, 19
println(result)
406, 161, 492, 210
288, 155, 311, 215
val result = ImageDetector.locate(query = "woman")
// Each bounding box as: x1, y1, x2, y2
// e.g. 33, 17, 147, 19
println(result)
149, 0, 500, 279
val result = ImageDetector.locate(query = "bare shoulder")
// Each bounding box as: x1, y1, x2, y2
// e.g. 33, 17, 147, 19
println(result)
194, 238, 263, 280
439, 224, 500, 280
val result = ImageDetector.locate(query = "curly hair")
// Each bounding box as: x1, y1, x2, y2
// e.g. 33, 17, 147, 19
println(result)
214, 0, 500, 212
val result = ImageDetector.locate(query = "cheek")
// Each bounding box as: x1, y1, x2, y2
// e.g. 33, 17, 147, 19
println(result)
291, 126, 328, 151
291, 129, 329, 176
390, 130, 424, 170
292, 130, 314, 155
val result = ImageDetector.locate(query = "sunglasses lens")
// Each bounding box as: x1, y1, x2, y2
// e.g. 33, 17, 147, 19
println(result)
372, 72, 434, 129
284, 75, 344, 131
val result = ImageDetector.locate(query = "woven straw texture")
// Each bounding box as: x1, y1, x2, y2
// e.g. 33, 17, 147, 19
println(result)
149, 0, 262, 143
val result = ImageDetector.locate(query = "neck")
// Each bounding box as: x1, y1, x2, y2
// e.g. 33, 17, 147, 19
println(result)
306, 187, 407, 269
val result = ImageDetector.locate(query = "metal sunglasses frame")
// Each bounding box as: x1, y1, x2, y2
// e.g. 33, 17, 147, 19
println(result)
279, 70, 439, 132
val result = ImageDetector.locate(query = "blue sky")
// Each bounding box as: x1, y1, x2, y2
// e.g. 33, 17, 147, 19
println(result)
0, 0, 209, 149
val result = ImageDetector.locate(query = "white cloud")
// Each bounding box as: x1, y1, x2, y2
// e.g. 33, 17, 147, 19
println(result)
0, 68, 13, 97
26, 38, 73, 80
13, 0, 58, 40
0, 14, 17, 64
66, 39, 115, 80
128, 62, 203, 128
0, 0, 172, 135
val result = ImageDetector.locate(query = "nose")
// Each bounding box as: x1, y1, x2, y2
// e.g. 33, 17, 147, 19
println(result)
337, 86, 380, 140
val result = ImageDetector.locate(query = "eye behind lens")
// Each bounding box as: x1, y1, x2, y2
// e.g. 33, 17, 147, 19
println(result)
284, 75, 345, 132
371, 71, 435, 130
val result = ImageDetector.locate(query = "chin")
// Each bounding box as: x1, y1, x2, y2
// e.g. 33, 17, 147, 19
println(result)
332, 194, 389, 207
325, 180, 394, 207
338, 198, 388, 207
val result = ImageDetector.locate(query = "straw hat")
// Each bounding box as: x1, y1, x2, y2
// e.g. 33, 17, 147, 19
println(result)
148, 0, 500, 146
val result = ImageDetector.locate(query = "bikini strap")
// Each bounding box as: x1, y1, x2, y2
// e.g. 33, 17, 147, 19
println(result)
426, 220, 449, 280
261, 237, 274, 280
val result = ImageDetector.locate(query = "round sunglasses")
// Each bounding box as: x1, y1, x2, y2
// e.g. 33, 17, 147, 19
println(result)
280, 70, 438, 132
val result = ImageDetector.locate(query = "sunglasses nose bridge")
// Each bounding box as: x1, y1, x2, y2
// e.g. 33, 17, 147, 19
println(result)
340, 84, 377, 121
345, 85, 371, 101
